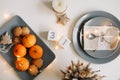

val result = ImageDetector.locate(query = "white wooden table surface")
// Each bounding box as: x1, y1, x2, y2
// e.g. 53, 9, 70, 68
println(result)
0, 0, 120, 80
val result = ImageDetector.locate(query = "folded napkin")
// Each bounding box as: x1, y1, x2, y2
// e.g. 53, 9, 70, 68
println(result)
84, 26, 119, 50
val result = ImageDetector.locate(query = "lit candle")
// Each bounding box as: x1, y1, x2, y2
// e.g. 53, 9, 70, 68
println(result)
54, 41, 60, 50
118, 36, 120, 41
54, 45, 59, 50
52, 0, 67, 14
0, 13, 11, 26
3, 13, 11, 20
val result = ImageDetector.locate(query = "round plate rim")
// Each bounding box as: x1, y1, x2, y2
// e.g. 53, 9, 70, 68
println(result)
80, 17, 118, 59
72, 11, 120, 64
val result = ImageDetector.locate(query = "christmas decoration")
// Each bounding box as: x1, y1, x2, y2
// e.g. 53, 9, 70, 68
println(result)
57, 14, 70, 25
61, 61, 105, 80
0, 32, 12, 45
0, 32, 13, 53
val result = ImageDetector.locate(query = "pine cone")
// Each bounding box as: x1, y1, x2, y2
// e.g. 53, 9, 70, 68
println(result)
61, 61, 105, 80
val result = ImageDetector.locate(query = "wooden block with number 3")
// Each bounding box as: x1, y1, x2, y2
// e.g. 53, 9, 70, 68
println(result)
47, 30, 58, 41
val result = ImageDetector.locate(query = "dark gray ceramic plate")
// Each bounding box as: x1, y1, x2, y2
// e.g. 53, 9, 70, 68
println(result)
82, 17, 119, 59
0, 15, 55, 80
73, 11, 120, 64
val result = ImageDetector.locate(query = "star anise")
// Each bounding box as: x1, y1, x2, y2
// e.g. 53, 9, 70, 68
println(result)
57, 14, 70, 25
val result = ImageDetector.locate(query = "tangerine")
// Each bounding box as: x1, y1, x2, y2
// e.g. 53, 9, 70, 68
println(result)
15, 57, 29, 71
14, 44, 27, 57
29, 45, 43, 59
22, 34, 36, 48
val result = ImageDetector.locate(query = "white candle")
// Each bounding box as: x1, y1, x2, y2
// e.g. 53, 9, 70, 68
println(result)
52, 0, 67, 14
